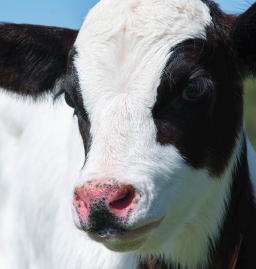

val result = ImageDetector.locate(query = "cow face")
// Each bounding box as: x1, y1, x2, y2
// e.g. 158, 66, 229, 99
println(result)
66, 0, 240, 262
0, 0, 256, 267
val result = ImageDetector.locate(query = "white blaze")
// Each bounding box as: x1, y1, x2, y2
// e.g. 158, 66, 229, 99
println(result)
74, 0, 211, 174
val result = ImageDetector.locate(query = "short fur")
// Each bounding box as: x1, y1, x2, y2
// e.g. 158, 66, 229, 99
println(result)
0, 0, 256, 268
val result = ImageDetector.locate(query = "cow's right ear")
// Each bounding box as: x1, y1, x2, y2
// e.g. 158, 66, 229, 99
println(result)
0, 23, 78, 98
231, 3, 256, 77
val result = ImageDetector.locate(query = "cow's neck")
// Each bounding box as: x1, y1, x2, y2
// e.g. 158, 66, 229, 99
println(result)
214, 138, 256, 268
137, 138, 256, 269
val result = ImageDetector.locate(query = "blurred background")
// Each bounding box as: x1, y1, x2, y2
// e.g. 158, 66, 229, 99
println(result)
0, 0, 255, 149
244, 78, 256, 149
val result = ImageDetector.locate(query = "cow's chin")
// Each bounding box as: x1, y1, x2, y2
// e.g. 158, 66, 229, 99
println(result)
89, 231, 148, 252
86, 216, 165, 252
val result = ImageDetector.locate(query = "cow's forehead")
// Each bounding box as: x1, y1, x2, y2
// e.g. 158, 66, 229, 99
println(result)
72, 0, 212, 172
74, 0, 211, 110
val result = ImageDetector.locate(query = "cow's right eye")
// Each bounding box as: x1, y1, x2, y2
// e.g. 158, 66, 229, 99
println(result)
64, 92, 76, 109
182, 82, 206, 101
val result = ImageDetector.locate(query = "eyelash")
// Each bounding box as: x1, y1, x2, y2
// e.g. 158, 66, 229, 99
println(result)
181, 77, 214, 102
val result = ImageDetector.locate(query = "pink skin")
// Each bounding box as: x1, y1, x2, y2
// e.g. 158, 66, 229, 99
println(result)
73, 179, 141, 226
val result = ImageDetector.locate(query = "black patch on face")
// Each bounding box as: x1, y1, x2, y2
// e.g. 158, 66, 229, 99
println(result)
0, 23, 78, 98
59, 48, 92, 159
139, 2, 256, 267
152, 3, 244, 176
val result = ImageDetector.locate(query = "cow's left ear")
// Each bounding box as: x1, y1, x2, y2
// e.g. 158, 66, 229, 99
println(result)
231, 3, 256, 77
0, 23, 78, 98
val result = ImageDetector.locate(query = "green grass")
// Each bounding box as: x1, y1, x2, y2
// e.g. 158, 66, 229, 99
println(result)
244, 78, 256, 150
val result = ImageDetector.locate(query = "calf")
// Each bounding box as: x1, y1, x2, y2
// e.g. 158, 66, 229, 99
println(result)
0, 0, 256, 268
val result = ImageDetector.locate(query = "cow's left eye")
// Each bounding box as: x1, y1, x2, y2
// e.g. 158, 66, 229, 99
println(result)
65, 92, 76, 109
182, 82, 206, 101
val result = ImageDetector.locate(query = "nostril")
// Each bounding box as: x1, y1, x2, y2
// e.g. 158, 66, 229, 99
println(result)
109, 186, 134, 210
73, 183, 138, 223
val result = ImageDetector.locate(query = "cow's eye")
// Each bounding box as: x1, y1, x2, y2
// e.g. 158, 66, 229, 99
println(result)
65, 92, 76, 108
182, 82, 206, 101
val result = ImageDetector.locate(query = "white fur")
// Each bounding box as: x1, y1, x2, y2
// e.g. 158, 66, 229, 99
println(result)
0, 0, 255, 268
0, 93, 247, 269
0, 93, 137, 269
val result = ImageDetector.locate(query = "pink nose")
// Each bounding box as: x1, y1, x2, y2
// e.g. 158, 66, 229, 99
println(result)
73, 180, 139, 226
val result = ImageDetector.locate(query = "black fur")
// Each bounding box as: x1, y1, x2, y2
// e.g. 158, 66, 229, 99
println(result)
152, 1, 249, 176
153, 36, 243, 176
0, 23, 78, 98
138, 138, 256, 268
231, 3, 256, 77
58, 48, 91, 159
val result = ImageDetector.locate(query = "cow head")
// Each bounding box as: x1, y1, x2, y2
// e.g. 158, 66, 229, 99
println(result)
0, 0, 256, 267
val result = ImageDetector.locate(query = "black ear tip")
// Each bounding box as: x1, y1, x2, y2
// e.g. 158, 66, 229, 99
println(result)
231, 3, 256, 77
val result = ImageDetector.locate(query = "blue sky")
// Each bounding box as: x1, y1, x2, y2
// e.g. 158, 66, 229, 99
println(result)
0, 0, 254, 29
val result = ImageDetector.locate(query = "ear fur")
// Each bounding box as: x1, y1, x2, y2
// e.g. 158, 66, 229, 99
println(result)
231, 3, 256, 77
0, 23, 78, 98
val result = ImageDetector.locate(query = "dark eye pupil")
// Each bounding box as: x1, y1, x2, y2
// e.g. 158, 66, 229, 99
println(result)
186, 85, 202, 98
183, 83, 205, 101
65, 92, 76, 108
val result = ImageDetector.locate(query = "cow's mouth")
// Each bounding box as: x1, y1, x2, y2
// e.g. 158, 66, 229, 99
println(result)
94, 228, 126, 237
87, 216, 165, 252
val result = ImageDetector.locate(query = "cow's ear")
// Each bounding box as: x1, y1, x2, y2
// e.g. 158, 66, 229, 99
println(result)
231, 3, 256, 77
0, 23, 78, 98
